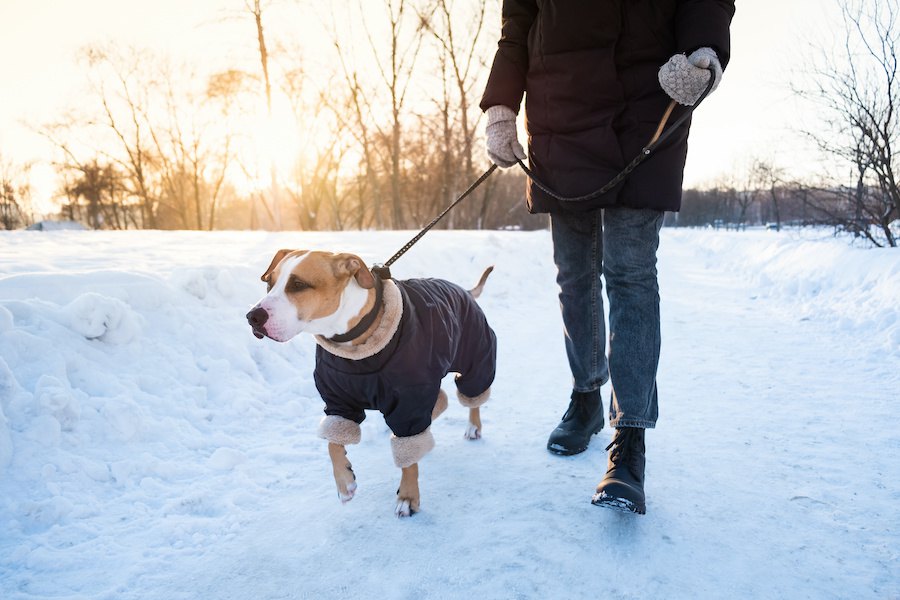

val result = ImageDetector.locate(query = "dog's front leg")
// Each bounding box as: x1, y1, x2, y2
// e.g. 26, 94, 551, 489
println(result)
395, 463, 420, 518
328, 443, 357, 503
391, 428, 433, 517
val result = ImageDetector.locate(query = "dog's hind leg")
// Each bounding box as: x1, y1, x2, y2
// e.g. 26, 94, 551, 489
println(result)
328, 443, 357, 504
457, 388, 490, 440
465, 407, 482, 440
395, 463, 420, 518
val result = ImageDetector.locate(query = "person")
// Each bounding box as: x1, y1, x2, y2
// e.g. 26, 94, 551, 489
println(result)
481, 1, 735, 514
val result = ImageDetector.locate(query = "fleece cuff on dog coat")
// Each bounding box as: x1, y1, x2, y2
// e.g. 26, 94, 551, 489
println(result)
391, 427, 435, 468
457, 387, 491, 409
318, 415, 361, 445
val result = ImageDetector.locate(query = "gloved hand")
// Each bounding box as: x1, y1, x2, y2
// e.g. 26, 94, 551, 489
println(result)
485, 105, 526, 168
658, 47, 723, 106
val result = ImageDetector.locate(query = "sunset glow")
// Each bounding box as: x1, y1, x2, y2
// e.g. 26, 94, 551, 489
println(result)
0, 0, 878, 231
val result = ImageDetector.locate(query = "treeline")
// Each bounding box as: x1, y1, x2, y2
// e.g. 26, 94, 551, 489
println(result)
14, 1, 546, 233
3, 0, 897, 248
674, 181, 898, 247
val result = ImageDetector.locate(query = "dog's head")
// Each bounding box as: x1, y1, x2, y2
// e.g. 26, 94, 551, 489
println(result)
246, 249, 375, 342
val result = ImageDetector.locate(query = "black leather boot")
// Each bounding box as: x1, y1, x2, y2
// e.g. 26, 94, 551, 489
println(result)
546, 390, 604, 455
591, 426, 646, 514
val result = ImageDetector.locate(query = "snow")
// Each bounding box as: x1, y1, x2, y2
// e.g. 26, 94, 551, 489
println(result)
0, 227, 897, 599
25, 221, 87, 232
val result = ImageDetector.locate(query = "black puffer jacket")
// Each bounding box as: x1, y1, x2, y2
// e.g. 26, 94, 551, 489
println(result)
314, 278, 497, 438
481, 0, 735, 213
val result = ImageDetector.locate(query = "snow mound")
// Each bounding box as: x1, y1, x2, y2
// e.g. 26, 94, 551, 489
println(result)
34, 375, 80, 431
61, 292, 142, 344
0, 404, 12, 472
208, 447, 247, 471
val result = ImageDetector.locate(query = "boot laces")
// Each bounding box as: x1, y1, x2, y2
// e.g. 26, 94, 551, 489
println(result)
605, 427, 643, 473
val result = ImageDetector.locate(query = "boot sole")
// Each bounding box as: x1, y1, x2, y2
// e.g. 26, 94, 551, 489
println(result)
546, 427, 603, 456
591, 491, 646, 515
547, 443, 587, 456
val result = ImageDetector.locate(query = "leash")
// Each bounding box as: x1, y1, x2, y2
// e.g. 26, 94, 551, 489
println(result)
372, 69, 715, 280
371, 163, 498, 280
516, 72, 716, 204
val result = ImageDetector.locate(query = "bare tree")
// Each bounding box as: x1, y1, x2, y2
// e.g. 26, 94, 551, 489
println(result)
62, 160, 132, 230
39, 47, 242, 231
280, 65, 355, 230
418, 0, 491, 228
0, 156, 34, 230
77, 45, 160, 228
245, 0, 283, 229
798, 0, 899, 246
748, 159, 786, 230
37, 117, 141, 230
376, 0, 426, 228
328, 36, 382, 228
147, 65, 235, 230
677, 188, 730, 227
328, 0, 427, 229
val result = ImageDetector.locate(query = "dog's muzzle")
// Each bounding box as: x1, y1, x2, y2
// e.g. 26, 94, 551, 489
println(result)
246, 307, 269, 339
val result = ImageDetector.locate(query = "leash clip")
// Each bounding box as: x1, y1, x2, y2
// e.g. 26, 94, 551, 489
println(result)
371, 263, 392, 280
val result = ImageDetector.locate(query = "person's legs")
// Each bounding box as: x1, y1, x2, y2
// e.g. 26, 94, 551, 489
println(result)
592, 206, 663, 514
602, 206, 663, 428
546, 210, 606, 455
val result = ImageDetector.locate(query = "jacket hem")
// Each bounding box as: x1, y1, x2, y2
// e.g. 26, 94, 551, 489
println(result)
457, 387, 491, 408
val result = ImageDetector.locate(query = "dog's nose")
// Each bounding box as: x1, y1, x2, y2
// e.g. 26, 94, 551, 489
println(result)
246, 307, 269, 339
247, 307, 269, 327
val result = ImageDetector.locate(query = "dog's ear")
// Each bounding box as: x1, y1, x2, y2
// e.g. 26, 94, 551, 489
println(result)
261, 249, 296, 283
335, 253, 375, 289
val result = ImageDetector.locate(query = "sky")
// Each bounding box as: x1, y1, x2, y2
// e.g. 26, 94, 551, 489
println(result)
0, 0, 845, 211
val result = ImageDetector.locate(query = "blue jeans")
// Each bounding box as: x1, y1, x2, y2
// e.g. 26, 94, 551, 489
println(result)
550, 207, 663, 429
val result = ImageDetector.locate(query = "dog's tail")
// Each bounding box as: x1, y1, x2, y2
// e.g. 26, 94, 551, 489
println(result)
468, 266, 494, 300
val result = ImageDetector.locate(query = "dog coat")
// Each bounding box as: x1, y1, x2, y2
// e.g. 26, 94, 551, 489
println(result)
313, 277, 497, 439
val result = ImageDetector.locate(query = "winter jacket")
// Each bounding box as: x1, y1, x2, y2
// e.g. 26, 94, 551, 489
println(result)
313, 278, 497, 438
480, 0, 735, 213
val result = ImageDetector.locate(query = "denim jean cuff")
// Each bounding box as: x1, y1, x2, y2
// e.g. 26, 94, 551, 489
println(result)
573, 385, 603, 394
608, 418, 656, 429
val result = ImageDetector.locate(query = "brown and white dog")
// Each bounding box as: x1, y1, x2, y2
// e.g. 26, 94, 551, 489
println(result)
247, 249, 497, 517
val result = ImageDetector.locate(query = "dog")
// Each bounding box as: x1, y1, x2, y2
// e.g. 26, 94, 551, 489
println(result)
246, 249, 497, 517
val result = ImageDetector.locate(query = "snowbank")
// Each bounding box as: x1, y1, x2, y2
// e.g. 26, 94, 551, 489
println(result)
0, 228, 896, 599
668, 228, 900, 356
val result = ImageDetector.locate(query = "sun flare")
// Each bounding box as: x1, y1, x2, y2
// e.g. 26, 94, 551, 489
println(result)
242, 98, 303, 189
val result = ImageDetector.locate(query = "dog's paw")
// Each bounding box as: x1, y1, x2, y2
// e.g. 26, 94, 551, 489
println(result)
338, 480, 357, 504
394, 498, 418, 518
463, 423, 481, 440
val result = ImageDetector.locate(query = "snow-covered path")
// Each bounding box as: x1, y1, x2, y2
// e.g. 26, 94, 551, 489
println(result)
0, 229, 897, 599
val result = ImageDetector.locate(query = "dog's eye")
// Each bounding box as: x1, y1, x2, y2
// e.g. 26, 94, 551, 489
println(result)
288, 278, 311, 293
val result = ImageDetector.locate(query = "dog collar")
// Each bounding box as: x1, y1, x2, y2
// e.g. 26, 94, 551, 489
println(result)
327, 274, 384, 344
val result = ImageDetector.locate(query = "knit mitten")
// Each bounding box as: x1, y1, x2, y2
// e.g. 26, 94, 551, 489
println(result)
485, 105, 526, 168
658, 47, 723, 106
